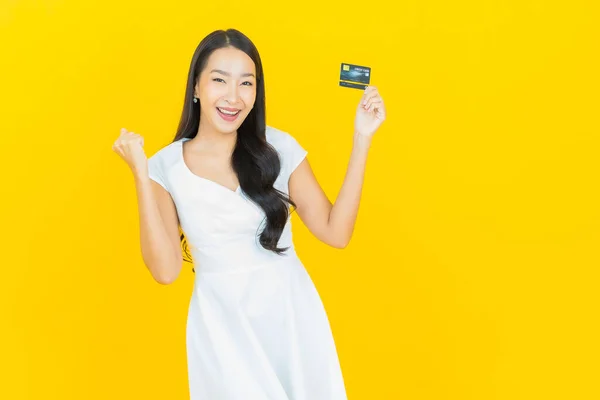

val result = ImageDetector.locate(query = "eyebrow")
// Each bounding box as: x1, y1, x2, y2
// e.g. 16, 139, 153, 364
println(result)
210, 69, 255, 78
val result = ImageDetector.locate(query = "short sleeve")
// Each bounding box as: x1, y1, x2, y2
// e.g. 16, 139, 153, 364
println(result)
286, 133, 308, 175
147, 152, 169, 192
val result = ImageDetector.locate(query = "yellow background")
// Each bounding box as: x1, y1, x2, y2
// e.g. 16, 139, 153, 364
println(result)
1, 0, 599, 398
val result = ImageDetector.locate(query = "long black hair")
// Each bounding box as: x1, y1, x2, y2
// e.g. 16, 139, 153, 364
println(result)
172, 29, 296, 267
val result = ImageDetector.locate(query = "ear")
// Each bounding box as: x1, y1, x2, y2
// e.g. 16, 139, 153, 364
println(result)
193, 79, 200, 98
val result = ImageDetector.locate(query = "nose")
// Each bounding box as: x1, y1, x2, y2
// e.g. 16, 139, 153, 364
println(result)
224, 81, 241, 104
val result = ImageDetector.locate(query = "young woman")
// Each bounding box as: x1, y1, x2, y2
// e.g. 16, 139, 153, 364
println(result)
113, 28, 386, 400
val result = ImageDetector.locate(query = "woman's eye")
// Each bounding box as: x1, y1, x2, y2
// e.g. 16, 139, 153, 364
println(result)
212, 78, 252, 86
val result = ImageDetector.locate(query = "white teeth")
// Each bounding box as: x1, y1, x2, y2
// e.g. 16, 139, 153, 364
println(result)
218, 108, 240, 116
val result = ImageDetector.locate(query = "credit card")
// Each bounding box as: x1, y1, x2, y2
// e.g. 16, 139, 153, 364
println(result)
339, 81, 368, 90
339, 63, 371, 90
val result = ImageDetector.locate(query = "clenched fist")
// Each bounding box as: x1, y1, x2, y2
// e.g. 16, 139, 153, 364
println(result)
112, 128, 148, 178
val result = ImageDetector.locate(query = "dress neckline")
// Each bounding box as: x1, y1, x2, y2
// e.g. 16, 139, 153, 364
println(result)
179, 138, 241, 194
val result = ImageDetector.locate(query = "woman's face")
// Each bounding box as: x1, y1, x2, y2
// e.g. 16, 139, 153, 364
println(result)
194, 46, 257, 134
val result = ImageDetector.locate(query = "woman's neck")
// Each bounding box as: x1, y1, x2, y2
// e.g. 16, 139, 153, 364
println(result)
190, 121, 237, 155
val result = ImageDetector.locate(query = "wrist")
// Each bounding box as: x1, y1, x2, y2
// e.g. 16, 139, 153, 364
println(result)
353, 131, 373, 149
133, 169, 150, 184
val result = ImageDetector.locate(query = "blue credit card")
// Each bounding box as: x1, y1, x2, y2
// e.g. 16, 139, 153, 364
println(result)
339, 63, 371, 90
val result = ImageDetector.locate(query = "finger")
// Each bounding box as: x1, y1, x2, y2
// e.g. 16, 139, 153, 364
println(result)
365, 98, 383, 111
361, 88, 380, 106
360, 85, 376, 97
360, 89, 369, 105
368, 101, 382, 112
365, 95, 382, 106
363, 96, 382, 110
365, 86, 377, 97
375, 102, 386, 118
364, 89, 380, 103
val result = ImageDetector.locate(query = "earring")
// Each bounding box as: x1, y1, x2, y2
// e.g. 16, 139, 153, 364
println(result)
193, 96, 198, 103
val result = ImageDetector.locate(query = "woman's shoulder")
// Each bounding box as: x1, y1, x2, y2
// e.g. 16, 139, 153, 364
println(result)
265, 125, 308, 174
265, 125, 300, 150
147, 137, 185, 168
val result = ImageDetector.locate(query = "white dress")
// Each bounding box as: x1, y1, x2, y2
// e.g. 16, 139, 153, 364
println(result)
148, 126, 347, 400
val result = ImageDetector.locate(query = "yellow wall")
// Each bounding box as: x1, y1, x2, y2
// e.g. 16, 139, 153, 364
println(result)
1, 0, 599, 398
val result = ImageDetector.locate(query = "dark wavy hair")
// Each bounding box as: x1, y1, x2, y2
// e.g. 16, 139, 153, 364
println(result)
171, 29, 296, 269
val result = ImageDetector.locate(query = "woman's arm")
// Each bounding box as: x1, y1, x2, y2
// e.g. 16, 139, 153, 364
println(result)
135, 175, 183, 284
289, 85, 385, 249
289, 133, 372, 249
113, 128, 183, 285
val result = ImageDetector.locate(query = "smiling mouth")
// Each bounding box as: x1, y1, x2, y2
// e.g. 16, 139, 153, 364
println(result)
216, 107, 242, 122
217, 107, 241, 116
